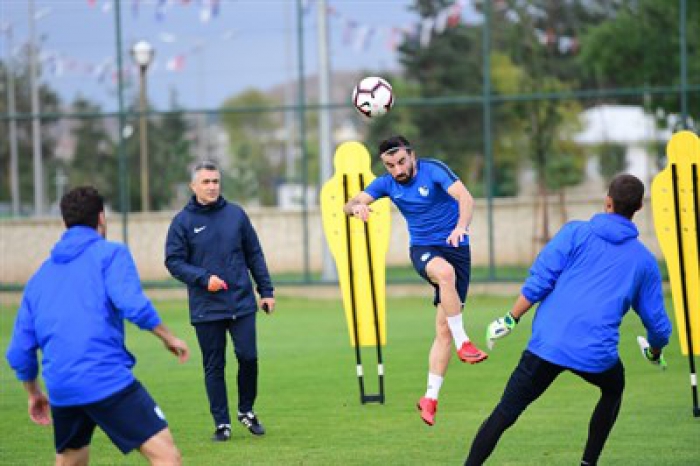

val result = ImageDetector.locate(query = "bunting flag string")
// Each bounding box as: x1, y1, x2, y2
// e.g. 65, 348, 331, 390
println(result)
36, 28, 234, 87
321, 0, 479, 52
82, 1, 578, 55
66, 0, 580, 87
533, 28, 579, 54
493, 0, 580, 55
317, 0, 577, 55
85, 0, 221, 23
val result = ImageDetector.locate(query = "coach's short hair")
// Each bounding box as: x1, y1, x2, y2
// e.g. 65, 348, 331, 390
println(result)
191, 160, 219, 182
60, 186, 104, 229
378, 135, 412, 157
608, 174, 644, 219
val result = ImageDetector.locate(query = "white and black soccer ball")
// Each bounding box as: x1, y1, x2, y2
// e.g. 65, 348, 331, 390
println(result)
352, 76, 394, 119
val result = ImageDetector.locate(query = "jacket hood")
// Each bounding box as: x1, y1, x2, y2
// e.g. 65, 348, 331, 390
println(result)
185, 195, 226, 213
50, 226, 102, 263
589, 212, 638, 244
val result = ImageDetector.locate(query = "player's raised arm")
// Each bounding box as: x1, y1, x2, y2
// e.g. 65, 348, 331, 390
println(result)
343, 191, 375, 221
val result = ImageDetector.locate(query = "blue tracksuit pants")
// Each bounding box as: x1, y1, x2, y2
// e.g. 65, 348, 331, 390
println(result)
194, 313, 258, 426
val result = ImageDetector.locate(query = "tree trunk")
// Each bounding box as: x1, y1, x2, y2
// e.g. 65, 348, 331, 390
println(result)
540, 180, 550, 245
532, 177, 551, 260
559, 189, 568, 224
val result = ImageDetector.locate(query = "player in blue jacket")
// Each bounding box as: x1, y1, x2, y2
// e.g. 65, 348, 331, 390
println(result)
344, 135, 488, 426
165, 161, 275, 441
6, 186, 190, 465
465, 174, 672, 466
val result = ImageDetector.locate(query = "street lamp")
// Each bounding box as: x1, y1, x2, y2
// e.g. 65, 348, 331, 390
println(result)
130, 40, 154, 212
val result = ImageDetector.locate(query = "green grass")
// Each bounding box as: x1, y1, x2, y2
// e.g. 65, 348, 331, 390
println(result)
1, 295, 698, 465
202, 265, 533, 285
1, 263, 670, 291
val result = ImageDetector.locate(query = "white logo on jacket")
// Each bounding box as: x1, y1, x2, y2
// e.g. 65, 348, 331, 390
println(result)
418, 186, 429, 197
194, 226, 206, 234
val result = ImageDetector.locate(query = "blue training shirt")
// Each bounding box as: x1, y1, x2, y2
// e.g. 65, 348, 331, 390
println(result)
364, 158, 466, 246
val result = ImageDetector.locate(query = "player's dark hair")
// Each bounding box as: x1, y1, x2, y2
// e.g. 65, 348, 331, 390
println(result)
60, 186, 104, 229
608, 174, 644, 219
378, 135, 412, 157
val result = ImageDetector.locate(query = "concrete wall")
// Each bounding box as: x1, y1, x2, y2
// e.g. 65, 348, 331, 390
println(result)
0, 196, 661, 285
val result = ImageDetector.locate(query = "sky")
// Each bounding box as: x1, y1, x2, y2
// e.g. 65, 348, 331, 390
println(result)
0, 0, 481, 112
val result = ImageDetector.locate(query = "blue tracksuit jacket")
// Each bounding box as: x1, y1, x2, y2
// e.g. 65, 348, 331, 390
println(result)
523, 213, 672, 373
5, 226, 161, 406
165, 196, 274, 324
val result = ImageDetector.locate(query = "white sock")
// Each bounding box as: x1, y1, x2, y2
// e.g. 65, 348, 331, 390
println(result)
425, 373, 444, 400
446, 313, 469, 349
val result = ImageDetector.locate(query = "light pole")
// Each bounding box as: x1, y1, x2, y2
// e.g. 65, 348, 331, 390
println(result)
317, 0, 337, 282
28, 0, 44, 216
130, 40, 154, 212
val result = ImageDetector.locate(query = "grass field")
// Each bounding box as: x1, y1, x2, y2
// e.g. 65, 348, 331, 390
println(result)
1, 294, 698, 465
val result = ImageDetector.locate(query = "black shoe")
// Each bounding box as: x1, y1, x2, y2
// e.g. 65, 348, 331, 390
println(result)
212, 424, 231, 441
237, 412, 265, 436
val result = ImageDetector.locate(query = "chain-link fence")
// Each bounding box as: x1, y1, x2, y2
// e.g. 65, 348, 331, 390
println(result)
1, 0, 698, 288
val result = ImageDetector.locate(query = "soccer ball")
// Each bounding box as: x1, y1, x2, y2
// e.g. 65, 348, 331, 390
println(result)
352, 76, 394, 118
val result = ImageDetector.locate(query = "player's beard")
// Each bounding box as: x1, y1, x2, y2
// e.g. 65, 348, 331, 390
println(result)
394, 162, 415, 185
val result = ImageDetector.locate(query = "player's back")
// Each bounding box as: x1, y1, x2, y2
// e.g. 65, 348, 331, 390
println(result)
23, 226, 136, 406
527, 213, 661, 372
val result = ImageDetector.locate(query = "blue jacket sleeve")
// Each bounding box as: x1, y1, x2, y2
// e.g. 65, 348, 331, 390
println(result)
105, 245, 162, 331
165, 216, 210, 288
5, 295, 40, 382
633, 259, 672, 349
522, 222, 579, 303
241, 212, 274, 298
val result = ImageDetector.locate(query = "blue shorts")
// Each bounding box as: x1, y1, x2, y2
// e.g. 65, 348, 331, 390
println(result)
409, 244, 471, 307
51, 380, 168, 454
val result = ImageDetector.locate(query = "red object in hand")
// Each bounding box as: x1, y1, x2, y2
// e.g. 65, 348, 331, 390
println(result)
207, 277, 228, 292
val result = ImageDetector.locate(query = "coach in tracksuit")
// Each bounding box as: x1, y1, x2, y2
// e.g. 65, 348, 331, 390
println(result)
165, 161, 275, 442
465, 174, 672, 466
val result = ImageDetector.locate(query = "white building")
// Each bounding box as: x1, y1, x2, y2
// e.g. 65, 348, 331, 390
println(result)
574, 104, 673, 191
519, 104, 675, 196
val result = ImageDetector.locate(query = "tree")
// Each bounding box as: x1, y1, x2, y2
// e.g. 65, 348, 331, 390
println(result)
149, 91, 194, 210
490, 52, 535, 197
0, 55, 61, 214
68, 97, 117, 202
579, 0, 699, 125
118, 91, 194, 212
488, 0, 591, 240
220, 89, 280, 205
394, 0, 609, 198
398, 0, 484, 188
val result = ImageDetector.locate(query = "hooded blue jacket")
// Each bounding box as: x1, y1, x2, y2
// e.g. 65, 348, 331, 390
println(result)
5, 226, 161, 406
524, 213, 672, 373
165, 196, 274, 324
